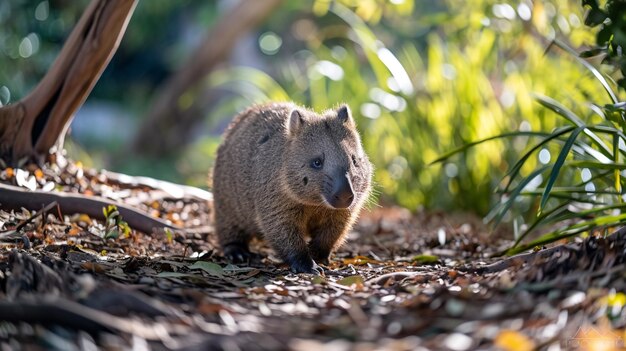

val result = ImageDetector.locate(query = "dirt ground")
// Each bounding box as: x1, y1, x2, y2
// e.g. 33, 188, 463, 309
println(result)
0, 160, 625, 351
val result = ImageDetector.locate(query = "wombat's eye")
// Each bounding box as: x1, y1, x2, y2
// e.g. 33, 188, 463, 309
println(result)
310, 158, 324, 169
351, 154, 359, 167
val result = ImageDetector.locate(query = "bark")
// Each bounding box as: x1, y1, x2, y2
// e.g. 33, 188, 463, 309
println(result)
0, 0, 137, 164
132, 0, 283, 157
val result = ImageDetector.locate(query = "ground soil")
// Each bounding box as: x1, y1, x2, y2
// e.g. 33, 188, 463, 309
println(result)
0, 160, 624, 350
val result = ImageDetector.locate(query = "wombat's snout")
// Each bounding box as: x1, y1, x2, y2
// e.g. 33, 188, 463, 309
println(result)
327, 171, 354, 209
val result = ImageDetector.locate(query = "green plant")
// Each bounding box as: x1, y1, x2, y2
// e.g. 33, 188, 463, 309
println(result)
102, 204, 131, 239
205, 0, 600, 216
581, 0, 626, 89
435, 39, 626, 254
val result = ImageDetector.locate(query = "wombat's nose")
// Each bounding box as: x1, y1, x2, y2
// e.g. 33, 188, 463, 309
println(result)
328, 173, 354, 209
333, 190, 354, 208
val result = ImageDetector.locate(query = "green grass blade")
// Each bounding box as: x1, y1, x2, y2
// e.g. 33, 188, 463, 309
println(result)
572, 142, 612, 163
539, 126, 586, 214
535, 95, 613, 157
502, 126, 577, 192
507, 212, 626, 255
521, 188, 621, 196
565, 160, 626, 170
506, 226, 590, 255
485, 165, 551, 225
429, 131, 550, 165
614, 134, 623, 199
534, 94, 585, 126
511, 202, 570, 247
551, 39, 619, 104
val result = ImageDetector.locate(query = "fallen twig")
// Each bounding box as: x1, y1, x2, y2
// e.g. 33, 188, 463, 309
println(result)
0, 201, 58, 240
366, 271, 422, 285
14, 201, 58, 232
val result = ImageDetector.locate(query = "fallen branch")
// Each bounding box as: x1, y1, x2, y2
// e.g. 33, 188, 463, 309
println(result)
366, 271, 423, 286
0, 183, 181, 233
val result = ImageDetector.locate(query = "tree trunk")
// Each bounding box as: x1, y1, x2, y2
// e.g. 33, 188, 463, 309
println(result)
0, 0, 137, 164
132, 0, 283, 157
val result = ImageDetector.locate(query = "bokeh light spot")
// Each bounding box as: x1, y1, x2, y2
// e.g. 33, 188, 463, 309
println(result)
259, 32, 282, 55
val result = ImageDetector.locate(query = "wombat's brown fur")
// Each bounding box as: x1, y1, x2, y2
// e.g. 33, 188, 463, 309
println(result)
212, 102, 372, 274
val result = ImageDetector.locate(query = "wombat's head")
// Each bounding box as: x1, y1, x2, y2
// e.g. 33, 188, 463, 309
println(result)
281, 104, 372, 210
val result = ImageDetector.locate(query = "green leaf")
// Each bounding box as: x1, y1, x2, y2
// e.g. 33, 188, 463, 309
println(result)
486, 165, 552, 225
539, 126, 586, 214
189, 261, 224, 277
512, 202, 626, 249
550, 40, 618, 104
511, 202, 570, 247
584, 8, 607, 27
337, 275, 364, 287
580, 48, 605, 58
164, 228, 173, 243
565, 160, 626, 170
507, 213, 626, 255
411, 254, 439, 264
502, 126, 577, 193
430, 131, 552, 165
104, 230, 119, 239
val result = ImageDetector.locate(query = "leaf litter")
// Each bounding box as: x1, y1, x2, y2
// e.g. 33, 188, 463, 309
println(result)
0, 160, 625, 350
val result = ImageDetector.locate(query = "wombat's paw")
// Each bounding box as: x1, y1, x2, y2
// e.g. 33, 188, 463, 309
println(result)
288, 255, 324, 275
223, 244, 251, 263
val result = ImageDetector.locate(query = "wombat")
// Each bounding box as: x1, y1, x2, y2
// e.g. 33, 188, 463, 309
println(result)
212, 102, 372, 274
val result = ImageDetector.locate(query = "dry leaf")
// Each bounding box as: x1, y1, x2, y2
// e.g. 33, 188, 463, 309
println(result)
494, 330, 535, 351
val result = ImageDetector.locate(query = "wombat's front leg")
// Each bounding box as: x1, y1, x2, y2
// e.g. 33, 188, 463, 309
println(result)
308, 215, 352, 265
259, 217, 322, 274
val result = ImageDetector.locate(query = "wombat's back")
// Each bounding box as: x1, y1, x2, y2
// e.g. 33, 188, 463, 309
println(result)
212, 103, 295, 233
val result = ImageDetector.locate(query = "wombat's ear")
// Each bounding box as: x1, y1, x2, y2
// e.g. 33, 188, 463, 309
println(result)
337, 104, 354, 124
287, 109, 304, 136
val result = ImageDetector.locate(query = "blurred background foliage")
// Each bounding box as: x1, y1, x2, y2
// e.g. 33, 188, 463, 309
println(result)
1, 0, 624, 226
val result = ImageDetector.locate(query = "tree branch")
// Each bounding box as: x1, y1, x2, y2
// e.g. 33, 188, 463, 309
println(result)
132, 0, 283, 156
0, 0, 137, 163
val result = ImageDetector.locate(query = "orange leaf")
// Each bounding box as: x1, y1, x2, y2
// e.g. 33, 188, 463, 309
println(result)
34, 169, 44, 180
494, 330, 535, 351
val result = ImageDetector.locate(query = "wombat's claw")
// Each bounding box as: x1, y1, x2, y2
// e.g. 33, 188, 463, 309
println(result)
289, 259, 324, 275
223, 244, 251, 263
311, 262, 324, 276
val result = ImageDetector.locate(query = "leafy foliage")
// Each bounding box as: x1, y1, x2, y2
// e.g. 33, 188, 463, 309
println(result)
102, 204, 130, 239
581, 0, 626, 89
435, 39, 626, 254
